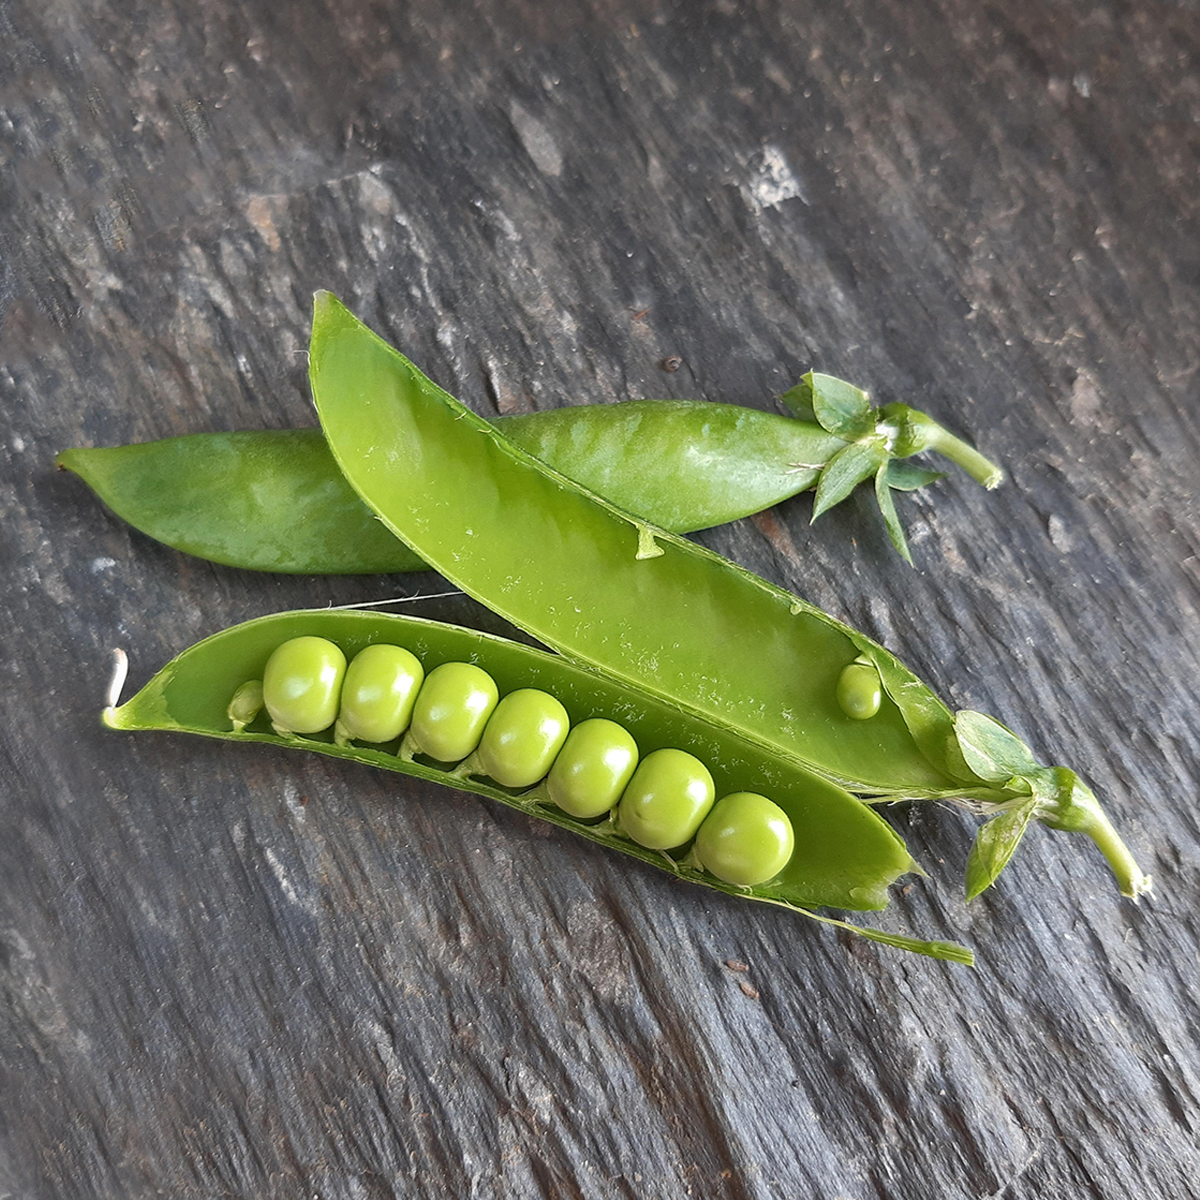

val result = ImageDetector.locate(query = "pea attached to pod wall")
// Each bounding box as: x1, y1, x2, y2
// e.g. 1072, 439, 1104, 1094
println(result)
402, 661, 499, 763
335, 644, 424, 745
263, 636, 346, 735
617, 748, 716, 850
541, 718, 640, 820
694, 792, 796, 887
466, 688, 571, 789
837, 656, 883, 721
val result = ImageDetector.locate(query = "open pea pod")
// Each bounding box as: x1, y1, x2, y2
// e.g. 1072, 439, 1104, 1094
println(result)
103, 608, 972, 963
309, 292, 1149, 901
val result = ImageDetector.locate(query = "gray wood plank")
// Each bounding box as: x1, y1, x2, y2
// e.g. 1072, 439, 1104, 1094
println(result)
2, 1, 1197, 1197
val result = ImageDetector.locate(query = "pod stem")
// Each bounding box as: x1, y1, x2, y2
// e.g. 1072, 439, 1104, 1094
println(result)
921, 424, 1004, 490
883, 405, 1004, 489
1034, 768, 1151, 899
1068, 801, 1152, 900
449, 751, 483, 780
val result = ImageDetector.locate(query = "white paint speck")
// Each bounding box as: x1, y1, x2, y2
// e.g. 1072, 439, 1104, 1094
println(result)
11, 435, 25, 452
90, 557, 117, 572
1073, 73, 1091, 99
744, 145, 807, 210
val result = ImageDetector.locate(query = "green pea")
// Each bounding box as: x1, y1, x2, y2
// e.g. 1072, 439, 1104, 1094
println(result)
227, 679, 264, 733
545, 718, 640, 819
617, 748, 715, 850
335, 644, 425, 745
406, 661, 499, 762
694, 792, 795, 887
836, 657, 882, 721
476, 688, 570, 788
262, 636, 347, 735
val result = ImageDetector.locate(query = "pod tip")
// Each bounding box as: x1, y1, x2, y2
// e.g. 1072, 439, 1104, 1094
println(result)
101, 704, 128, 730
312, 289, 342, 319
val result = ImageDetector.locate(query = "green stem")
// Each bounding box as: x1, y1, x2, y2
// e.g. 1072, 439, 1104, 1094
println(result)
1038, 771, 1152, 900
922, 426, 1005, 490
778, 906, 975, 965
1075, 806, 1152, 900
881, 405, 1004, 489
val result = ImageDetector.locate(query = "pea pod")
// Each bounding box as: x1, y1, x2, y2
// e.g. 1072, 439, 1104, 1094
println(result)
56, 385, 1000, 574
102, 608, 972, 963
309, 292, 1149, 901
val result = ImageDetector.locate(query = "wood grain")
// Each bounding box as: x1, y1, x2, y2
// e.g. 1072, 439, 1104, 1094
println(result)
2, 1, 1198, 1197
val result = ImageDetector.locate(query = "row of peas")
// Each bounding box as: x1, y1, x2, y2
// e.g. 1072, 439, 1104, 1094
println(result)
230, 636, 799, 888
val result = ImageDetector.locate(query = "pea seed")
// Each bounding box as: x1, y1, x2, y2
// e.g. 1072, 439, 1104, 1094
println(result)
477, 688, 570, 788
263, 636, 347, 735
617, 748, 715, 850
335, 644, 425, 745
695, 792, 795, 886
227, 679, 264, 733
406, 661, 499, 762
836, 657, 882, 721
546, 718, 639, 819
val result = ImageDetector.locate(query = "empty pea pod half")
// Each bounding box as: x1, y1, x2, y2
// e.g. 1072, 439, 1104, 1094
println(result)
308, 292, 1149, 907
102, 608, 974, 963
56, 364, 1002, 574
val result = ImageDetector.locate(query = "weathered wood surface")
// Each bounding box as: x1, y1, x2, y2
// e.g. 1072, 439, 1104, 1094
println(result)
3, 1, 1198, 1196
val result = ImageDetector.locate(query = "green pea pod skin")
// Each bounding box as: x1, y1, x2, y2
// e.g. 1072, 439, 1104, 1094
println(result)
309, 294, 1149, 902
309, 292, 963, 795
57, 408, 843, 575
102, 609, 916, 918
502, 403, 844, 532
58, 431, 420, 575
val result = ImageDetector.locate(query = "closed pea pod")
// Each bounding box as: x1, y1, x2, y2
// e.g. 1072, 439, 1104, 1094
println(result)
335, 644, 424, 745
56, 376, 1002, 574
102, 609, 975, 962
